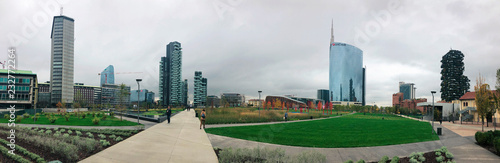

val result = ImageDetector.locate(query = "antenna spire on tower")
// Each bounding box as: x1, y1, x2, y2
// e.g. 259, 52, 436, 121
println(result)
60, 7, 63, 16
330, 19, 334, 44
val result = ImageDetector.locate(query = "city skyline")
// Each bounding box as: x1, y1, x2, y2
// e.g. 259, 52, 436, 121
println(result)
1, 1, 500, 106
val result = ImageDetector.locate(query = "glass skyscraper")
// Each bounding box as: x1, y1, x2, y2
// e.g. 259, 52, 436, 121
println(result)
159, 41, 182, 107
328, 24, 365, 105
100, 65, 115, 86
50, 15, 74, 104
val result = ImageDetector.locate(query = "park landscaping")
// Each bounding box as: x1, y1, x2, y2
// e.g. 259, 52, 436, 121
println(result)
0, 125, 142, 162
475, 130, 500, 156
206, 113, 439, 148
0, 112, 140, 126
140, 108, 183, 116
196, 107, 350, 124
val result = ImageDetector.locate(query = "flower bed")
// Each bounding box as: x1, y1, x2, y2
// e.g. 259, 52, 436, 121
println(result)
0, 125, 142, 162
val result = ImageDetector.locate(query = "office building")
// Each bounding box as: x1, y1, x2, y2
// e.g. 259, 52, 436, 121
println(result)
73, 83, 99, 106
50, 15, 74, 105
248, 99, 264, 108
399, 82, 415, 100
207, 95, 220, 108
329, 23, 365, 105
100, 65, 115, 86
159, 41, 182, 107
37, 82, 51, 108
317, 89, 330, 104
221, 93, 245, 107
101, 83, 130, 106
0, 70, 37, 109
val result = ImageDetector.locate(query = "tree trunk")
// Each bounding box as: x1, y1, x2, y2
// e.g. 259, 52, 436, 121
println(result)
482, 117, 484, 132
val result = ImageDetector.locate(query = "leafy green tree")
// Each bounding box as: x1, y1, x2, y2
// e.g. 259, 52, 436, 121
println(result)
117, 83, 129, 121
475, 75, 492, 131
440, 50, 470, 102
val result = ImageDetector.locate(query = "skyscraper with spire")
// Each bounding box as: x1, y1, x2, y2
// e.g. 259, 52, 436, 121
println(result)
329, 22, 366, 105
50, 14, 74, 105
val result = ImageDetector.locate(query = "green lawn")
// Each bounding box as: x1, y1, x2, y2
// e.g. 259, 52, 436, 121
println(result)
1, 114, 140, 126
205, 113, 439, 148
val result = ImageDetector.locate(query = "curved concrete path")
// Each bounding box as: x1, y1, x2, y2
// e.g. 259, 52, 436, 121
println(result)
208, 114, 500, 162
80, 110, 218, 163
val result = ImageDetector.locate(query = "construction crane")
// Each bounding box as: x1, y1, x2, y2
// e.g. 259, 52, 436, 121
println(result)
98, 72, 143, 86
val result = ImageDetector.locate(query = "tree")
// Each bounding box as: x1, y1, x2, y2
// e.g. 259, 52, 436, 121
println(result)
440, 50, 470, 102
475, 75, 492, 131
117, 83, 129, 121
56, 102, 63, 113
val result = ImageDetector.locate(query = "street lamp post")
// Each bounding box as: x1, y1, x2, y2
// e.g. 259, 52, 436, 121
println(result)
431, 91, 436, 134
258, 91, 262, 118
136, 79, 142, 124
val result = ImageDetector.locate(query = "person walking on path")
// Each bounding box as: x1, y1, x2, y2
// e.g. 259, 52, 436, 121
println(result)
200, 109, 206, 129
166, 106, 172, 124
284, 111, 288, 122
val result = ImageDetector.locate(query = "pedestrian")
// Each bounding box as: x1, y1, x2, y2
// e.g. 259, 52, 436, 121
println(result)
166, 106, 172, 124
200, 109, 206, 129
284, 111, 288, 122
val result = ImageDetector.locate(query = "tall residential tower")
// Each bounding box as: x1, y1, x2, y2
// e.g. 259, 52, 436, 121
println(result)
159, 41, 183, 107
50, 15, 75, 105
193, 71, 207, 107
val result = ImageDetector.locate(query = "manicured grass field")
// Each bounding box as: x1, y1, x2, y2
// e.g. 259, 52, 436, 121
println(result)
205, 113, 439, 148
1, 114, 140, 126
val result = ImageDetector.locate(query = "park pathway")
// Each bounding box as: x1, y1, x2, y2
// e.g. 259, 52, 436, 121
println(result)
80, 110, 218, 163
397, 114, 500, 162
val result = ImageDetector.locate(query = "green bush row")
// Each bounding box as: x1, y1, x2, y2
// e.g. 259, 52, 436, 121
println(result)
0, 144, 32, 163
219, 147, 326, 163
0, 138, 46, 163
58, 127, 138, 137
475, 130, 500, 146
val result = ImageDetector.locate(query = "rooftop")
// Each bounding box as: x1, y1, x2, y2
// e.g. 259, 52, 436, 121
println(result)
0, 69, 36, 75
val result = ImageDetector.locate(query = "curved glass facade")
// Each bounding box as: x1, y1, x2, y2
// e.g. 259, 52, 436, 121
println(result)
100, 65, 115, 86
329, 42, 363, 103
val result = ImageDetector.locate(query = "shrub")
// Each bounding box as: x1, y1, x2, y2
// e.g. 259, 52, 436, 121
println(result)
495, 137, 500, 156
109, 134, 117, 139
100, 140, 111, 147
436, 156, 444, 162
435, 151, 442, 156
4, 114, 9, 119
98, 134, 106, 139
445, 151, 454, 159
409, 158, 418, 163
35, 113, 40, 117
63, 133, 70, 138
16, 116, 22, 122
82, 114, 86, 119
390, 156, 399, 163
356, 159, 365, 163
102, 114, 107, 120
379, 155, 389, 163
53, 133, 61, 137
110, 112, 115, 117
49, 116, 57, 123
45, 130, 52, 134
92, 117, 100, 125
38, 129, 45, 133
60, 129, 65, 132
87, 132, 94, 138
115, 136, 123, 141
68, 130, 73, 134
65, 114, 70, 121
76, 131, 82, 136
485, 131, 495, 145
23, 113, 30, 119
344, 160, 354, 163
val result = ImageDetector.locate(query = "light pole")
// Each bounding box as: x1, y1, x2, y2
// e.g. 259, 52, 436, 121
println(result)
136, 79, 142, 124
431, 91, 436, 134
33, 86, 38, 123
258, 91, 262, 118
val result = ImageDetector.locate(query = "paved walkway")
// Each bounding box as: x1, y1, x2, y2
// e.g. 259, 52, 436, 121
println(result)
208, 114, 500, 162
80, 110, 218, 163
205, 112, 354, 128
397, 114, 500, 163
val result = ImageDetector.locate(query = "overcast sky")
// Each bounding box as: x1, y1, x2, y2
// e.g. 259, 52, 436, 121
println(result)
1, 0, 499, 106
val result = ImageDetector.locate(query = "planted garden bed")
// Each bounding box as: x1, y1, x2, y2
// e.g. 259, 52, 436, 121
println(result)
0, 125, 143, 162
